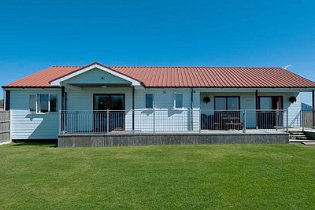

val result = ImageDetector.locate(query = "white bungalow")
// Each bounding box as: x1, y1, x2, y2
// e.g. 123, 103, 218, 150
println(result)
2, 62, 315, 141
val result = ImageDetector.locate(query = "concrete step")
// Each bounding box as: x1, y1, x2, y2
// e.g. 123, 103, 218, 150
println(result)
289, 135, 308, 139
289, 132, 305, 135
290, 135, 306, 137
302, 141, 315, 145
289, 139, 315, 144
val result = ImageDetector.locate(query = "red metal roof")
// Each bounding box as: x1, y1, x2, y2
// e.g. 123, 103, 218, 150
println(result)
4, 63, 315, 88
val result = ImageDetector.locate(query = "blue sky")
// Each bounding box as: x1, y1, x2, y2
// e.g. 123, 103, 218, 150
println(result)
0, 0, 314, 104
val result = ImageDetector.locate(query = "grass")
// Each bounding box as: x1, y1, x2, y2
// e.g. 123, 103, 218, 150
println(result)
1, 143, 315, 209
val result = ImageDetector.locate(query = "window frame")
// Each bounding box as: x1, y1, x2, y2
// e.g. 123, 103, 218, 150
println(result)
174, 93, 184, 109
214, 96, 240, 111
29, 94, 37, 113
39, 94, 49, 113
29, 94, 58, 114
145, 93, 154, 109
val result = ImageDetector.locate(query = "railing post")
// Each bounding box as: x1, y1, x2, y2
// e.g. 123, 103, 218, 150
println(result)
199, 110, 201, 133
106, 109, 109, 133
153, 109, 155, 133
242, 109, 246, 133
59, 111, 62, 135
301, 110, 304, 131
286, 108, 289, 133
275, 110, 278, 131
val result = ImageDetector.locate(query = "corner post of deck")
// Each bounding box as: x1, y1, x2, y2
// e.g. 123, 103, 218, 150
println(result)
153, 109, 156, 133
255, 90, 258, 130
106, 109, 109, 133
301, 109, 304, 131
313, 89, 315, 129
242, 109, 246, 133
132, 86, 135, 132
286, 108, 289, 133
59, 110, 62, 135
199, 109, 201, 133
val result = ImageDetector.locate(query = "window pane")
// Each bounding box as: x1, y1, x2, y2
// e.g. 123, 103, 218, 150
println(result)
110, 95, 124, 110
50, 95, 58, 112
175, 94, 183, 108
39, 94, 49, 113
145, 94, 153, 109
260, 97, 272, 110
215, 97, 226, 110
227, 97, 239, 110
29, 95, 36, 112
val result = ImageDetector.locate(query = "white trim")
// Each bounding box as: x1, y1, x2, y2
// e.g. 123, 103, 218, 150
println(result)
50, 64, 142, 86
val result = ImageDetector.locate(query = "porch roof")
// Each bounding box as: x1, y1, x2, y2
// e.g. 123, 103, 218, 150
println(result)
3, 62, 315, 89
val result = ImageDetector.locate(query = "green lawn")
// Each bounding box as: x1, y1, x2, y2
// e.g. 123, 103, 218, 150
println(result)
1, 144, 315, 209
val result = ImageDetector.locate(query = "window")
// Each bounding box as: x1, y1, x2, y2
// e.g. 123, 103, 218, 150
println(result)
50, 95, 58, 112
215, 97, 226, 110
145, 94, 154, 109
258, 96, 283, 110
174, 93, 183, 109
215, 96, 239, 110
29, 95, 36, 112
29, 94, 58, 113
39, 94, 49, 113
227, 97, 239, 110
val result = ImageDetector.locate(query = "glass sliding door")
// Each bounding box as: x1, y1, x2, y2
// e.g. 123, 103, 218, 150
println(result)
213, 96, 241, 130
93, 94, 125, 132
258, 96, 283, 129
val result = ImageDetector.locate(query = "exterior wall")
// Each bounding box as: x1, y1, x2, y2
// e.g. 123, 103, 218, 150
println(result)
65, 86, 133, 132
7, 86, 303, 139
133, 88, 199, 131
259, 92, 302, 128
200, 92, 256, 128
65, 87, 198, 132
9, 89, 61, 139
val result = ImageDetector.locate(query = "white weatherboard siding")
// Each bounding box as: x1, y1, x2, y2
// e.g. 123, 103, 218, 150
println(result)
134, 88, 199, 131
66, 87, 198, 132
10, 89, 61, 139
65, 86, 133, 132
9, 86, 303, 139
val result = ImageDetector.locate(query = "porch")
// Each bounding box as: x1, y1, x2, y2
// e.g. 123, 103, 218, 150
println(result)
59, 109, 306, 134
57, 108, 306, 146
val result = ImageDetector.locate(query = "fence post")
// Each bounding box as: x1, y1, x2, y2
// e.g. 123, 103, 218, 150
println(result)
199, 110, 201, 133
301, 110, 304, 131
275, 111, 278, 131
59, 111, 62, 135
190, 108, 193, 132
106, 109, 109, 133
242, 109, 246, 133
286, 108, 289, 133
153, 109, 156, 133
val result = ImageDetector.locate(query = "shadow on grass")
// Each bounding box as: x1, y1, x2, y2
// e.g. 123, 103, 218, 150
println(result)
11, 140, 57, 148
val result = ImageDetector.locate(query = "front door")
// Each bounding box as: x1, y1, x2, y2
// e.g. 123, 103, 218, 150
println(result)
93, 94, 125, 132
258, 96, 283, 129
